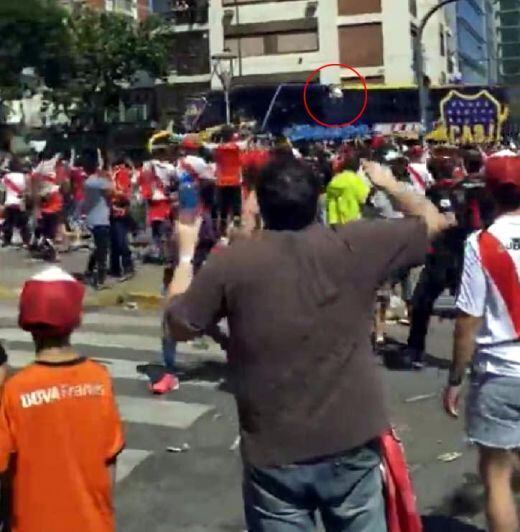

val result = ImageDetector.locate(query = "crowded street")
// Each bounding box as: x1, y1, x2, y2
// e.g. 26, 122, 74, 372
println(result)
0, 243, 497, 532
0, 249, 491, 531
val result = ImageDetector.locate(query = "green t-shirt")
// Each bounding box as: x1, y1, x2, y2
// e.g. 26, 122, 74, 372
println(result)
326, 170, 370, 225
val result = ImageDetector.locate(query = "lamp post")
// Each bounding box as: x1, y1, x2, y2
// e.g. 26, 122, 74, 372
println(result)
414, 0, 460, 136
211, 52, 237, 125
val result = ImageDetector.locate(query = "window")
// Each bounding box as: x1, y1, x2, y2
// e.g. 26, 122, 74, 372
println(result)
339, 24, 383, 67
440, 24, 446, 57
337, 0, 381, 16
224, 36, 265, 57
224, 30, 318, 57
277, 31, 318, 53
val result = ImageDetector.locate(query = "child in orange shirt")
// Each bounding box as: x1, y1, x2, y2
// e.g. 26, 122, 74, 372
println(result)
0, 266, 124, 532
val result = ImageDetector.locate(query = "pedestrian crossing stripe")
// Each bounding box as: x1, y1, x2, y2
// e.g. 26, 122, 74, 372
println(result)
117, 450, 152, 483
0, 306, 225, 484
0, 328, 225, 357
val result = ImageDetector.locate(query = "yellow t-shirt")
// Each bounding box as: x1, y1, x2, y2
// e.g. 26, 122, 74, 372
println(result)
326, 170, 370, 225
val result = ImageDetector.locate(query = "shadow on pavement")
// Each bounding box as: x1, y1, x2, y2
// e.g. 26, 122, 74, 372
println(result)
377, 337, 450, 371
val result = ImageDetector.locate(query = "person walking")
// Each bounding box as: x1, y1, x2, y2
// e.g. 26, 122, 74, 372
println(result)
1, 157, 30, 247
83, 149, 113, 290
444, 153, 520, 532
166, 155, 448, 531
109, 158, 134, 280
214, 126, 242, 235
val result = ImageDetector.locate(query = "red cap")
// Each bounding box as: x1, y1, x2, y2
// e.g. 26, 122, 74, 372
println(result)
485, 155, 520, 191
182, 135, 201, 150
408, 145, 424, 158
371, 135, 385, 149
19, 267, 85, 337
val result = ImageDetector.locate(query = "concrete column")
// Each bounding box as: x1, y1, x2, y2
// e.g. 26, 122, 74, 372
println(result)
318, 0, 340, 84
209, 0, 225, 90
381, 0, 414, 85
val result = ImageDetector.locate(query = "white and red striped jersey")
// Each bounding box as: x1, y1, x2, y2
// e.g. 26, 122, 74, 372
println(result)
407, 162, 434, 195
2, 172, 27, 207
457, 214, 520, 376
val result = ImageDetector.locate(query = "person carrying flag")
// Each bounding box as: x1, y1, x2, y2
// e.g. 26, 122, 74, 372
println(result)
444, 152, 520, 532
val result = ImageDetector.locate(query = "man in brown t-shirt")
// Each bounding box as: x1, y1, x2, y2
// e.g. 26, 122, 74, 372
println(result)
166, 156, 448, 531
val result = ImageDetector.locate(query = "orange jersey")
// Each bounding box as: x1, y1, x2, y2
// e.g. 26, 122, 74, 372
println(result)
0, 358, 124, 532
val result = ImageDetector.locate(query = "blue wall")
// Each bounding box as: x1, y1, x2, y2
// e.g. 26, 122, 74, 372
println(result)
456, 0, 490, 84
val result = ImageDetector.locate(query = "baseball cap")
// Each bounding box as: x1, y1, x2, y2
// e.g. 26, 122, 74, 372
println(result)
19, 267, 85, 337
485, 152, 520, 191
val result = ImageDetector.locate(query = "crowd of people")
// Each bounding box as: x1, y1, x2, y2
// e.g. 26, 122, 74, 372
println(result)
0, 126, 520, 532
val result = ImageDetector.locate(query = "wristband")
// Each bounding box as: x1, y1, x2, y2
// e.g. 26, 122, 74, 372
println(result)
448, 373, 463, 387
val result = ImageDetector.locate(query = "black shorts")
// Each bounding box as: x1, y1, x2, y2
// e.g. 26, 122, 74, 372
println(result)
216, 186, 242, 220
40, 212, 60, 240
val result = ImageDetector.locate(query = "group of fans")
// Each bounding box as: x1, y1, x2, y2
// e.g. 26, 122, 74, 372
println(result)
1, 123, 520, 531
0, 129, 515, 356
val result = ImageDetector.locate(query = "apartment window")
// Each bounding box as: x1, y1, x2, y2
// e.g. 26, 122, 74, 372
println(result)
440, 24, 446, 56
339, 23, 383, 67
224, 30, 318, 57
225, 36, 265, 57
409, 0, 417, 17
277, 31, 318, 53
337, 0, 381, 16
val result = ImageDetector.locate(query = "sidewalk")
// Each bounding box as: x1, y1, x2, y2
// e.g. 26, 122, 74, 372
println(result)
0, 247, 164, 309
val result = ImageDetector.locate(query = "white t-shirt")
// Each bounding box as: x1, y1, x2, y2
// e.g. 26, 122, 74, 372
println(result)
179, 155, 214, 181
456, 214, 520, 376
2, 172, 27, 207
148, 160, 176, 201
408, 162, 434, 195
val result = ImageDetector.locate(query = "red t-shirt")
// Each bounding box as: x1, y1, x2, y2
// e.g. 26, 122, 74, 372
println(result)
215, 143, 241, 187
70, 166, 87, 202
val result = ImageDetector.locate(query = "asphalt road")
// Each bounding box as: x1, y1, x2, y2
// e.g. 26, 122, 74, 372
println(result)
0, 296, 491, 532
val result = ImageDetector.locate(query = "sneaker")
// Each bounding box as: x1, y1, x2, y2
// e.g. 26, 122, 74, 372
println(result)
401, 347, 424, 370
149, 373, 180, 395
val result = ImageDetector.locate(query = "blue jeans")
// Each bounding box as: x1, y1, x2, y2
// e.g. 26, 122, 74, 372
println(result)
110, 217, 133, 276
243, 441, 386, 532
162, 337, 176, 373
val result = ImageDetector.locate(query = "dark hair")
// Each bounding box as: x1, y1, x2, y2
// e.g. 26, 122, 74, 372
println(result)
9, 156, 23, 173
491, 183, 520, 212
257, 156, 320, 231
80, 148, 99, 174
220, 126, 235, 143
462, 149, 483, 175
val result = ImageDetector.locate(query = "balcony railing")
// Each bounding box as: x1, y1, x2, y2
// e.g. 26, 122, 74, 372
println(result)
163, 1, 209, 25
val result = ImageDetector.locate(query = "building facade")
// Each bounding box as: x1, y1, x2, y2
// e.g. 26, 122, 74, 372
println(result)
207, 0, 452, 88
60, 0, 150, 20
446, 0, 497, 85
497, 0, 520, 85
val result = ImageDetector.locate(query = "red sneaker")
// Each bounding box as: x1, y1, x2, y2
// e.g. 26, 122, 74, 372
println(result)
149, 373, 180, 395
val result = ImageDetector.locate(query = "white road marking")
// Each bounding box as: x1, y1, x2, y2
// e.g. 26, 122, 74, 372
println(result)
116, 449, 152, 483
117, 395, 212, 429
5, 350, 220, 389
0, 305, 161, 329
0, 328, 225, 357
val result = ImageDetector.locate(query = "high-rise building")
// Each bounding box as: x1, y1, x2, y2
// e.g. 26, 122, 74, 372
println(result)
445, 0, 497, 85
497, 0, 520, 85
